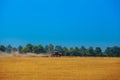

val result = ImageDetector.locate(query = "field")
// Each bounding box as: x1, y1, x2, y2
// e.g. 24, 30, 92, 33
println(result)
0, 57, 120, 80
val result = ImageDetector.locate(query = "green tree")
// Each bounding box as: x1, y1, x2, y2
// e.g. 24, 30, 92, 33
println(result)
45, 44, 54, 53
0, 45, 6, 52
55, 45, 63, 53
80, 46, 87, 56
112, 46, 120, 57
12, 47, 17, 52
6, 44, 12, 53
45, 45, 49, 53
105, 46, 120, 57
32, 46, 39, 53
95, 47, 102, 56
62, 46, 69, 56
37, 45, 45, 53
69, 47, 74, 56
48, 44, 54, 53
73, 47, 81, 56
105, 47, 112, 56
87, 47, 95, 56
18, 45, 23, 53
69, 47, 81, 56
22, 44, 33, 53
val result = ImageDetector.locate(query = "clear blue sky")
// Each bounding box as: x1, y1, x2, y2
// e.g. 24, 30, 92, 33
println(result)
0, 0, 120, 49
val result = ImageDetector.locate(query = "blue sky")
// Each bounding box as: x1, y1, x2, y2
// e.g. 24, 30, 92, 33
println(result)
0, 0, 120, 49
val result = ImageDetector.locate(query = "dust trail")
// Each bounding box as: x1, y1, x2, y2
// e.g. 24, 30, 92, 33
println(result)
0, 52, 51, 57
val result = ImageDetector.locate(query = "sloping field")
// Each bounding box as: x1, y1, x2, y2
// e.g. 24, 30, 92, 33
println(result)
0, 57, 120, 80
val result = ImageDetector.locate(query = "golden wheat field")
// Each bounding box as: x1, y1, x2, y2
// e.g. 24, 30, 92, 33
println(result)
0, 57, 120, 80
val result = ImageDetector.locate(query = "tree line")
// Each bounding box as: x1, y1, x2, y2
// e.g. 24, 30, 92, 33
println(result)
0, 44, 120, 57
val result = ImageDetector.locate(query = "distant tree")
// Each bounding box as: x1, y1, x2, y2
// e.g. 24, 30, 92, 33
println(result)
112, 46, 120, 57
55, 45, 63, 53
69, 47, 74, 56
87, 47, 95, 56
22, 44, 33, 53
37, 44, 45, 53
32, 46, 39, 53
69, 47, 81, 56
95, 47, 102, 56
105, 46, 120, 57
104, 47, 112, 57
0, 43, 119, 57
62, 46, 69, 56
45, 44, 54, 53
22, 48, 27, 53
6, 44, 12, 53
48, 44, 54, 53
12, 47, 17, 52
0, 45, 6, 52
45, 45, 49, 53
80, 46, 87, 56
72, 47, 81, 56
18, 45, 23, 53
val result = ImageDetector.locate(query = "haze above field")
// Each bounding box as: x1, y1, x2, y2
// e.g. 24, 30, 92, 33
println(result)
0, 0, 120, 48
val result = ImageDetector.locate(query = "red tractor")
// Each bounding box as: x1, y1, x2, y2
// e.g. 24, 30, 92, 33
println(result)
51, 51, 62, 57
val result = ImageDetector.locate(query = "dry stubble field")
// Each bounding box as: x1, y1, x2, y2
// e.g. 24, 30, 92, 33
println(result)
0, 57, 120, 80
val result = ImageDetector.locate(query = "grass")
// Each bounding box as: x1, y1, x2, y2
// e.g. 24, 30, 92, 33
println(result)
0, 57, 120, 80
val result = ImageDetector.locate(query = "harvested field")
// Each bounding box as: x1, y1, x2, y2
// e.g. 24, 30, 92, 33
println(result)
0, 57, 120, 80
